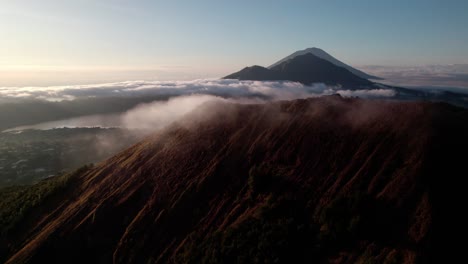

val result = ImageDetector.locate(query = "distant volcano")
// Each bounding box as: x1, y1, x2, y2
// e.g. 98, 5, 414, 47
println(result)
224, 52, 373, 88
222, 48, 468, 108
269, 47, 382, 80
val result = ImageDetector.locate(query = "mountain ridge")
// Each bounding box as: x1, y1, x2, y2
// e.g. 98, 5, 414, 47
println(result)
224, 53, 373, 88
2, 96, 467, 263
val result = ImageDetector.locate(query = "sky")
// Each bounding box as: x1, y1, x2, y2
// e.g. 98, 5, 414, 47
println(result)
1, 0, 468, 86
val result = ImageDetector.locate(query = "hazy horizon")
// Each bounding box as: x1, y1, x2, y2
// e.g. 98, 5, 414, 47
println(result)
2, 63, 468, 89
1, 0, 467, 86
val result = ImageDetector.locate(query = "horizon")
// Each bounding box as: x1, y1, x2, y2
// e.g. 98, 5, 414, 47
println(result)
1, 0, 468, 86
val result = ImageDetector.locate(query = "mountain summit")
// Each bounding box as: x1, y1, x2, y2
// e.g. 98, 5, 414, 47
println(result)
269, 47, 382, 80
224, 52, 373, 88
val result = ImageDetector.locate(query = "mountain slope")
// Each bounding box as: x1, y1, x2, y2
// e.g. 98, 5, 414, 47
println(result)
269, 53, 373, 87
223, 65, 283, 81
224, 53, 373, 88
3, 96, 468, 263
268, 47, 382, 80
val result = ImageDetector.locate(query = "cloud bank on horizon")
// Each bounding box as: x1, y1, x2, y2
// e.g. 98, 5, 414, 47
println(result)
360, 64, 468, 90
0, 79, 396, 102
0, 79, 397, 132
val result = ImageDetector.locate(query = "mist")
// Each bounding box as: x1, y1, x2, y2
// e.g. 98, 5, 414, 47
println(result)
121, 95, 227, 131
0, 79, 396, 102
2, 79, 397, 134
0, 77, 430, 188
359, 64, 468, 90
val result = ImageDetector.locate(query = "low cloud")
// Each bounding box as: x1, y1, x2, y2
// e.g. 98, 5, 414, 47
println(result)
121, 94, 227, 131
359, 64, 468, 90
58, 86, 396, 133
1, 79, 397, 133
0, 79, 396, 102
336, 89, 396, 98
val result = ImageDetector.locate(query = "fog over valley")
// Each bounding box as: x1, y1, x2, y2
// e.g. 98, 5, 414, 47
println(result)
1, 79, 398, 131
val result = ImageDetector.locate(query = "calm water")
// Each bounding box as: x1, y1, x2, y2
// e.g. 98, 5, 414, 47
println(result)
3, 113, 123, 132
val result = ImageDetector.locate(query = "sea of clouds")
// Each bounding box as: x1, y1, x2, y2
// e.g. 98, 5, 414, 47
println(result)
0, 79, 397, 131
0, 79, 396, 102
359, 64, 468, 90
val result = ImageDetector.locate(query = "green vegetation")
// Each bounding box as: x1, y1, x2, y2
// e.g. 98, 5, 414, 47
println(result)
176, 165, 401, 263
383, 251, 402, 264
0, 164, 91, 236
317, 191, 370, 244
248, 164, 272, 194
354, 247, 402, 264
247, 163, 285, 196
176, 164, 318, 263
0, 127, 141, 187
176, 194, 318, 264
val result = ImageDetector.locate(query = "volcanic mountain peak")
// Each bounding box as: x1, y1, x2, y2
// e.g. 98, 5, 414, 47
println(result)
224, 52, 373, 88
269, 47, 382, 80
268, 47, 328, 68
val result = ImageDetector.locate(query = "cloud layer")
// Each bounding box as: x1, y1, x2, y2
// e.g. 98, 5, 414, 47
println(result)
359, 64, 468, 90
0, 79, 396, 102
0, 79, 398, 132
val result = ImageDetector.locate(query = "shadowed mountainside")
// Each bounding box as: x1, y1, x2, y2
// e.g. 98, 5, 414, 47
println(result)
268, 47, 382, 80
2, 96, 467, 263
224, 53, 373, 88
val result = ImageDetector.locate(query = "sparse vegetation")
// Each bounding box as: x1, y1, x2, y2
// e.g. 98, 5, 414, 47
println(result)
248, 163, 285, 196
0, 164, 92, 236
248, 164, 270, 194
177, 168, 388, 264
317, 191, 370, 243
176, 192, 319, 264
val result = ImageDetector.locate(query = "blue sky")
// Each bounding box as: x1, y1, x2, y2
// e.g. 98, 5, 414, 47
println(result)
1, 0, 467, 85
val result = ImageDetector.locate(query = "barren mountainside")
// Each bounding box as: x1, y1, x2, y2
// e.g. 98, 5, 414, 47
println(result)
2, 96, 468, 263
